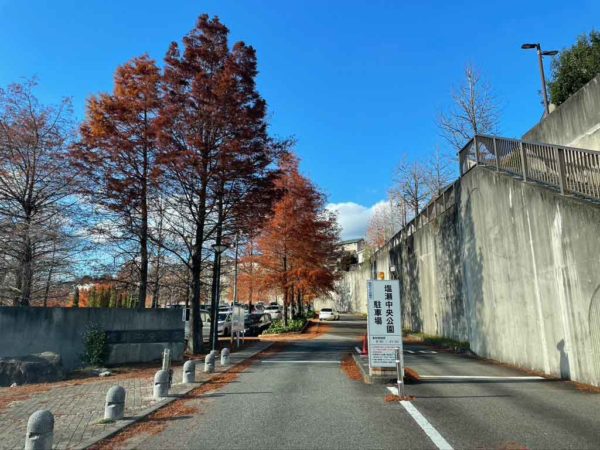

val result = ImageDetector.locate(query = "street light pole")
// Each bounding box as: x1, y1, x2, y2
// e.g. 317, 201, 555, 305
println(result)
522, 43, 559, 117
233, 233, 239, 306
211, 241, 228, 352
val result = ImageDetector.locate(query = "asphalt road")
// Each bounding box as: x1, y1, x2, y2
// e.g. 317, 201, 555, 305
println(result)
125, 317, 600, 449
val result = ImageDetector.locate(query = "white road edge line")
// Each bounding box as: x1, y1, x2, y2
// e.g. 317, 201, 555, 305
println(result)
387, 387, 453, 450
354, 346, 362, 354
418, 375, 544, 380
260, 360, 341, 364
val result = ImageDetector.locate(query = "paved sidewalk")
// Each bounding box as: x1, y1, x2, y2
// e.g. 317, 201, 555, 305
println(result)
0, 342, 271, 450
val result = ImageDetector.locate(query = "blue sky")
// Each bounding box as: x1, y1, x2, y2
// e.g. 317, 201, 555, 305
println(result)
1, 0, 598, 238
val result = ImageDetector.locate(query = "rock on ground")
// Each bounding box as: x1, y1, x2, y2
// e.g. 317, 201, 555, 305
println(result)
0, 352, 65, 386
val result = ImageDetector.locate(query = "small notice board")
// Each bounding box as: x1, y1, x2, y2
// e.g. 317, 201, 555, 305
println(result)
231, 305, 245, 334
367, 279, 402, 370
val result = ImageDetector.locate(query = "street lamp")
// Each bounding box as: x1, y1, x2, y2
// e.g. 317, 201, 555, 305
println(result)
210, 242, 229, 351
521, 42, 559, 117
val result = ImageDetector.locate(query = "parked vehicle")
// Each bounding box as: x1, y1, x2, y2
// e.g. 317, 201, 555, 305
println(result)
217, 312, 232, 336
264, 305, 282, 320
319, 308, 339, 321
253, 303, 265, 313
184, 309, 211, 341
244, 313, 272, 336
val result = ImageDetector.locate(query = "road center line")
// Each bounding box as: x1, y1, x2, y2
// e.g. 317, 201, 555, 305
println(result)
260, 360, 341, 364
387, 387, 453, 450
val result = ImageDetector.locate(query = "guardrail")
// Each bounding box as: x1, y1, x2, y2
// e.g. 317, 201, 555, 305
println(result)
459, 134, 600, 200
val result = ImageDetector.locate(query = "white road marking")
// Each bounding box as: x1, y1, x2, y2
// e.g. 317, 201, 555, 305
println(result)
387, 387, 453, 450
355, 346, 363, 354
418, 350, 437, 354
260, 360, 341, 364
418, 375, 544, 380
405, 350, 416, 354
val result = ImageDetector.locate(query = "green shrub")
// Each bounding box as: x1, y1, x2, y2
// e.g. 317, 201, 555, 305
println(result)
267, 318, 307, 334
82, 324, 109, 366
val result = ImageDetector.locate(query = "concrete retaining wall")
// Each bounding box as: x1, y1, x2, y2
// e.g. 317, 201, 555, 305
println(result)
0, 307, 184, 371
342, 166, 600, 386
523, 75, 600, 150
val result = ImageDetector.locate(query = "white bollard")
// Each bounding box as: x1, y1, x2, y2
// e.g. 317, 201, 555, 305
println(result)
104, 385, 126, 421
220, 348, 231, 366
153, 369, 170, 400
204, 353, 215, 373
25, 410, 54, 450
183, 360, 196, 383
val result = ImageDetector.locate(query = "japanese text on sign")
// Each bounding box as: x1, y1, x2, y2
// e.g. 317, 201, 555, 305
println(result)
367, 280, 402, 369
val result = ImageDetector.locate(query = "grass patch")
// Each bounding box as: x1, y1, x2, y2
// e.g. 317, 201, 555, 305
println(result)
407, 332, 470, 352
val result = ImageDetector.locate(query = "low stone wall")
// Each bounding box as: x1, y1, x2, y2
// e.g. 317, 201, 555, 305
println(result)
0, 307, 184, 371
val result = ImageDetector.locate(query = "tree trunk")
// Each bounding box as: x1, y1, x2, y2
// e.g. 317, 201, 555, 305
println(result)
20, 234, 33, 306
189, 227, 204, 354
138, 150, 149, 309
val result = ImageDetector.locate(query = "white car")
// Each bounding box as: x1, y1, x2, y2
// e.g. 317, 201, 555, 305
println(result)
217, 312, 232, 336
319, 308, 339, 321
264, 305, 282, 320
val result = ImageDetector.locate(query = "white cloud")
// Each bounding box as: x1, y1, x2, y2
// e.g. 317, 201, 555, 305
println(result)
326, 200, 388, 241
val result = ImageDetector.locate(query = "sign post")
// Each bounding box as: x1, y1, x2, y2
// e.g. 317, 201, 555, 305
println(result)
366, 279, 402, 376
231, 305, 244, 348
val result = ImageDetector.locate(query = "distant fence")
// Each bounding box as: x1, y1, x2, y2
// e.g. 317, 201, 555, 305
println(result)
459, 134, 600, 200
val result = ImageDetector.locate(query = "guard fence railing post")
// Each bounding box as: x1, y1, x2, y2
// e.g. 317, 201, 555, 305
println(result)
555, 146, 567, 195
519, 141, 528, 182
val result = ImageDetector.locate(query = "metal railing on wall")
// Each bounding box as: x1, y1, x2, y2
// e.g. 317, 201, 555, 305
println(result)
378, 181, 459, 255
369, 134, 600, 260
459, 134, 600, 200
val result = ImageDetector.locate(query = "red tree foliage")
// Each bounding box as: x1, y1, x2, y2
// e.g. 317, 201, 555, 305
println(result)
251, 154, 341, 325
158, 15, 276, 353
72, 55, 161, 309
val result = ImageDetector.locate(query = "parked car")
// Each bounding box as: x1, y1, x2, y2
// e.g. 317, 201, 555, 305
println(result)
264, 305, 282, 320
253, 303, 265, 313
184, 309, 211, 341
319, 308, 339, 321
217, 312, 232, 336
244, 313, 272, 336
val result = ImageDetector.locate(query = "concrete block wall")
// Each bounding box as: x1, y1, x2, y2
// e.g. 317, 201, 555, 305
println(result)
0, 307, 184, 371
523, 74, 600, 150
341, 166, 600, 386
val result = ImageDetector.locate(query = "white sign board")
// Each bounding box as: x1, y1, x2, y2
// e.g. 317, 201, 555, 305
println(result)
367, 280, 402, 369
231, 305, 244, 333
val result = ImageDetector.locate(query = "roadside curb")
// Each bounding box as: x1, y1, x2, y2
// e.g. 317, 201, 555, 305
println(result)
76, 342, 273, 450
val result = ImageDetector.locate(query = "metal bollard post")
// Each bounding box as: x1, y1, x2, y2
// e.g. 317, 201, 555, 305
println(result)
162, 348, 171, 371
104, 385, 126, 420
204, 353, 215, 373
221, 347, 231, 366
153, 369, 170, 400
183, 360, 195, 383
25, 410, 54, 450
395, 347, 405, 398
209, 349, 218, 360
